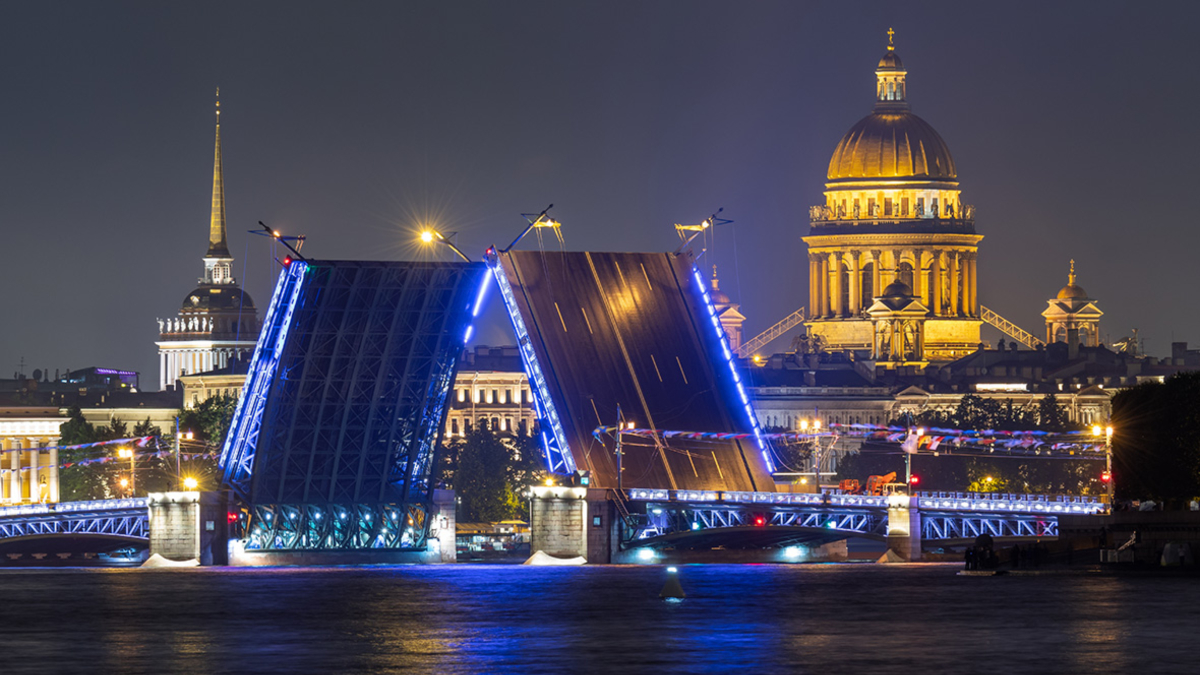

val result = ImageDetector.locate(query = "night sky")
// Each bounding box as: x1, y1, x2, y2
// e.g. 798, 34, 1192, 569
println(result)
4, 1, 1199, 389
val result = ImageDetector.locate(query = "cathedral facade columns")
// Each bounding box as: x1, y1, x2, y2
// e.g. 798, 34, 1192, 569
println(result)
931, 250, 943, 316
828, 252, 843, 318
848, 251, 862, 315
949, 251, 961, 317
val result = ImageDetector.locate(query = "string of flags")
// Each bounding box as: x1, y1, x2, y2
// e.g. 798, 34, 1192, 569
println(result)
0, 451, 214, 474
0, 435, 158, 456
593, 423, 1108, 458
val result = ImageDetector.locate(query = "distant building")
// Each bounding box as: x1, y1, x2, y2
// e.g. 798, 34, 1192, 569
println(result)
156, 92, 260, 391
445, 345, 536, 438
179, 357, 251, 409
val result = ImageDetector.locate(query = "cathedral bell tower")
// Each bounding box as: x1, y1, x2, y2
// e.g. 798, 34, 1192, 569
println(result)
155, 91, 261, 391
803, 31, 982, 362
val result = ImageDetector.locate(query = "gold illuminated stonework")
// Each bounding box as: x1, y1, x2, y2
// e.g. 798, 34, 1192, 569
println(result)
804, 35, 981, 363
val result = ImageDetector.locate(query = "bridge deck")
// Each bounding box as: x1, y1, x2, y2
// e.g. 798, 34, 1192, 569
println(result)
498, 251, 773, 492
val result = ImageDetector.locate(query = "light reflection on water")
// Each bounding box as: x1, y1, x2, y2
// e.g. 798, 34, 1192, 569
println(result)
1, 564, 1197, 674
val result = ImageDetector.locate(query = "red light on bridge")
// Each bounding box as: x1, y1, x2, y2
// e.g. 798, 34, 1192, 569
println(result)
1100, 471, 1111, 483
909, 475, 920, 486
283, 255, 293, 266
753, 516, 765, 527
227, 512, 239, 523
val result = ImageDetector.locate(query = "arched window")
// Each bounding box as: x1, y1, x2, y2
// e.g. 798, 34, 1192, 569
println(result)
899, 262, 914, 289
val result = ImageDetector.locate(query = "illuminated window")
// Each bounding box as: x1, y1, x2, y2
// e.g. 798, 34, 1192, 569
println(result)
458, 388, 466, 402
473, 389, 481, 403
931, 198, 939, 217
916, 197, 925, 217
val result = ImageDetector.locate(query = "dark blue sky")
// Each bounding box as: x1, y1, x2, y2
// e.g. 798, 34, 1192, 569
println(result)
4, 1, 1198, 387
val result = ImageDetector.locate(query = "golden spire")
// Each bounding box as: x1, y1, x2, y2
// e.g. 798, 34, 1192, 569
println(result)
887, 27, 895, 51
207, 87, 230, 259
1068, 259, 1076, 286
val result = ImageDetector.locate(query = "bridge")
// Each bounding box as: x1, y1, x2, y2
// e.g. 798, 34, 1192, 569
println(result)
0, 498, 148, 563
0, 249, 1109, 565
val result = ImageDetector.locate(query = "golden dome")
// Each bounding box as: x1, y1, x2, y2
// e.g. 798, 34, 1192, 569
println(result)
827, 112, 956, 181
877, 51, 903, 70
1056, 284, 1088, 301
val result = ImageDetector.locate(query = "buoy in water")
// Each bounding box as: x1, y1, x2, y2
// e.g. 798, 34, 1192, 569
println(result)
660, 566, 686, 600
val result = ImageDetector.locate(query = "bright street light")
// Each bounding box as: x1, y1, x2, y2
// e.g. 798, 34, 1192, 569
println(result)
417, 229, 471, 262
183, 476, 199, 490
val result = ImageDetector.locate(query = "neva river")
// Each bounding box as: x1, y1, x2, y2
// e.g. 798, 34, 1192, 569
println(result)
2, 563, 1196, 674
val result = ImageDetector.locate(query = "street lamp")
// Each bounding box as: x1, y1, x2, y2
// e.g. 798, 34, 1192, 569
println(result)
418, 229, 472, 262
183, 476, 199, 490
117, 447, 135, 495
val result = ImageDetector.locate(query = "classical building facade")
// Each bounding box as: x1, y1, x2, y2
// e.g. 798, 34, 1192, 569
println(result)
156, 93, 260, 391
804, 36, 981, 362
445, 346, 538, 438
1043, 260, 1103, 348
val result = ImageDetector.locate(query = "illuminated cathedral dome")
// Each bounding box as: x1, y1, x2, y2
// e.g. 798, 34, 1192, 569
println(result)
180, 286, 257, 313
1056, 260, 1089, 300
827, 113, 956, 181
826, 43, 956, 182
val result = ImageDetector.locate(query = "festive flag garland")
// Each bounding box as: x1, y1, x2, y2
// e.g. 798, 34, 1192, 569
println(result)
0, 435, 158, 456
593, 423, 1109, 458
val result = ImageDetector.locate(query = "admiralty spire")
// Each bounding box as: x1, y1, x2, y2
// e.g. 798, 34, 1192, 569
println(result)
156, 91, 261, 392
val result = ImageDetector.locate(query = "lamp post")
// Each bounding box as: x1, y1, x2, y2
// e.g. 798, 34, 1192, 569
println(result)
418, 229, 472, 263
117, 447, 135, 495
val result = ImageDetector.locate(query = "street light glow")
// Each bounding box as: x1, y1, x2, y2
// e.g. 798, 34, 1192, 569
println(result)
420, 230, 435, 244
183, 477, 199, 490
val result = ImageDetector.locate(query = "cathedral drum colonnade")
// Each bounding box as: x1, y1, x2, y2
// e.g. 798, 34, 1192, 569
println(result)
804, 34, 982, 363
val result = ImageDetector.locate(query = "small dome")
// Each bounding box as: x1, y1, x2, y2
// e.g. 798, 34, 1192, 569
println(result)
877, 50, 904, 70
1057, 284, 1088, 301
181, 285, 257, 313
882, 280, 913, 297
827, 112, 957, 181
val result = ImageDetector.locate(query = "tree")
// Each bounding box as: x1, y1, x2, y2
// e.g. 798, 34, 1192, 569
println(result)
450, 426, 515, 522
179, 394, 238, 446
1111, 371, 1200, 506
1037, 393, 1070, 432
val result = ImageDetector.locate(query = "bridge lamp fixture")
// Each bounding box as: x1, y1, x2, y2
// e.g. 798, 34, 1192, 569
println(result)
812, 420, 821, 431
637, 548, 656, 562
119, 478, 129, 488
799, 420, 809, 431
117, 447, 133, 459
783, 546, 803, 560
417, 229, 471, 263
183, 477, 199, 490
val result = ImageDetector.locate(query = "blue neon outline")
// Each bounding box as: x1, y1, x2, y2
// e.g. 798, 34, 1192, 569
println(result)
691, 266, 776, 473
219, 261, 309, 497
488, 259, 576, 474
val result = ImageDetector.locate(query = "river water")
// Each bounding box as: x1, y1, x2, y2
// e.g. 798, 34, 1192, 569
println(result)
1, 563, 1195, 674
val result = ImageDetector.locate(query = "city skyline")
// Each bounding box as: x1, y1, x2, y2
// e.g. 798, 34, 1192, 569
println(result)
4, 2, 1200, 386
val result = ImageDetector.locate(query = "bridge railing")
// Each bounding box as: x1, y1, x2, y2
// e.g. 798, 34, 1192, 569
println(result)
626, 487, 1103, 514
0, 498, 149, 518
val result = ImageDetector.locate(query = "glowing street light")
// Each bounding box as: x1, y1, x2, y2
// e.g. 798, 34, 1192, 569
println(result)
418, 229, 471, 262
183, 476, 199, 490
117, 447, 135, 495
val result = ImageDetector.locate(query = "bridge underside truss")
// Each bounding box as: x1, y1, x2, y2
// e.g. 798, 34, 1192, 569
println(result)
0, 500, 148, 542
220, 259, 487, 552
922, 512, 1058, 541
244, 503, 428, 551
623, 503, 887, 548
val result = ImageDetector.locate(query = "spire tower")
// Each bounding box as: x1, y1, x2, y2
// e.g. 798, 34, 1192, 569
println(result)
203, 89, 234, 284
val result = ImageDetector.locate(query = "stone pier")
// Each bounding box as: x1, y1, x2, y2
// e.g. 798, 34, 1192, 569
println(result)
886, 494, 923, 561
148, 491, 229, 565
529, 486, 616, 563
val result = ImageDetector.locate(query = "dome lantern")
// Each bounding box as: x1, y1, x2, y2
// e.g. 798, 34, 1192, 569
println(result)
875, 28, 908, 111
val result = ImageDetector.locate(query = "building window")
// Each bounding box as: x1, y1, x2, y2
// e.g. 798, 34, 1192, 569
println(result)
458, 388, 466, 402
492, 416, 500, 431
884, 198, 893, 216
519, 418, 528, 434
451, 418, 459, 435
901, 197, 909, 216
916, 197, 925, 216
473, 389, 481, 404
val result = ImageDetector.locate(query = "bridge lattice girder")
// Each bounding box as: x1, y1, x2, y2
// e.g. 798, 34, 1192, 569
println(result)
0, 499, 149, 542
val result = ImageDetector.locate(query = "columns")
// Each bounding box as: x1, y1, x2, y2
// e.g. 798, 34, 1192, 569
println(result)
48, 446, 59, 503
29, 445, 39, 503
848, 251, 861, 316
870, 250, 882, 300
828, 252, 843, 318
818, 255, 829, 318
10, 442, 20, 504
949, 252, 960, 317
968, 253, 978, 316
808, 254, 819, 316
910, 250, 923, 301
931, 250, 943, 317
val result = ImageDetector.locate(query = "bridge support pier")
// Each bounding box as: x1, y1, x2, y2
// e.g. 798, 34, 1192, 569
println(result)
886, 495, 922, 561
529, 486, 615, 563
148, 491, 229, 565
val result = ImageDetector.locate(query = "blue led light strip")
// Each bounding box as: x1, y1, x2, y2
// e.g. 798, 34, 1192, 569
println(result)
691, 266, 776, 473
463, 272, 492, 344
219, 261, 309, 497
488, 260, 576, 474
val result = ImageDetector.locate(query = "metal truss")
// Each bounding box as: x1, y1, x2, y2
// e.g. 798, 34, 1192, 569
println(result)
622, 503, 887, 545
220, 260, 485, 552
245, 503, 428, 551
220, 260, 308, 499
488, 255, 575, 474
0, 499, 149, 541
922, 512, 1058, 541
